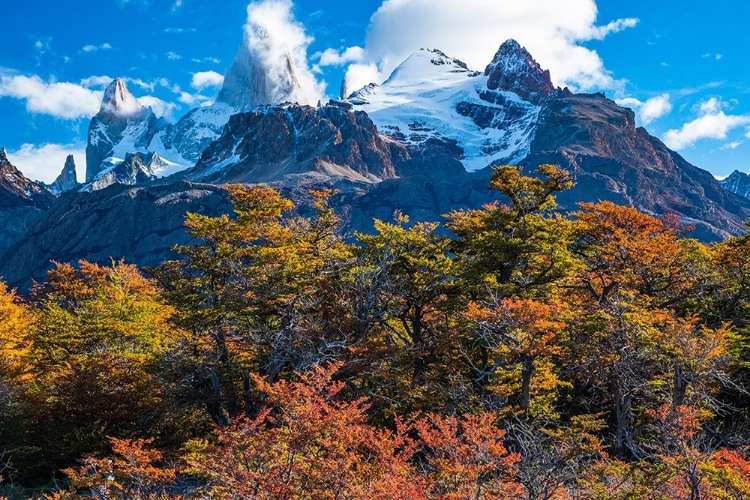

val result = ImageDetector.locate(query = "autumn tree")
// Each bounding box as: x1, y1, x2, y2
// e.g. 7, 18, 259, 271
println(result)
187, 364, 425, 499
157, 186, 354, 425
567, 202, 713, 457
447, 164, 576, 300
345, 215, 466, 415
0, 282, 35, 491
414, 412, 522, 499
23, 261, 179, 478
52, 438, 180, 500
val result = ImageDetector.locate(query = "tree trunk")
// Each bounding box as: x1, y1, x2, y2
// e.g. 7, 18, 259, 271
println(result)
611, 375, 633, 457
672, 364, 688, 408
195, 366, 231, 427
520, 355, 535, 413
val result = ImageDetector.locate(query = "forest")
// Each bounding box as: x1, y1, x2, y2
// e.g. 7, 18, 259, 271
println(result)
1, 165, 749, 499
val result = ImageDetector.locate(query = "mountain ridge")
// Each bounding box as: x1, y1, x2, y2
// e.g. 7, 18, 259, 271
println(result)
2, 39, 749, 288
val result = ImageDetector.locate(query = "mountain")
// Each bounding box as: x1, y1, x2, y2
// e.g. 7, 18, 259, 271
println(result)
186, 104, 410, 185
720, 170, 750, 199
86, 29, 319, 190
0, 148, 55, 257
216, 18, 314, 109
0, 182, 231, 288
85, 78, 171, 183
345, 40, 750, 241
3, 40, 750, 288
484, 39, 554, 103
344, 48, 540, 172
147, 104, 235, 166
85, 152, 173, 191
47, 155, 79, 195
0, 148, 55, 209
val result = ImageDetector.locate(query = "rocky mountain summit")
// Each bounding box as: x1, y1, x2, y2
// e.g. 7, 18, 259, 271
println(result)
720, 170, 750, 200
46, 155, 79, 195
85, 78, 166, 183
0, 148, 54, 210
484, 39, 555, 103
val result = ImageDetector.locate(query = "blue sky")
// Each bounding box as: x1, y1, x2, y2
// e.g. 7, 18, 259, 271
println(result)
1, 0, 749, 182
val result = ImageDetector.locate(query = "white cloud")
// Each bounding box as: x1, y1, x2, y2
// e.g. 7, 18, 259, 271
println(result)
166, 51, 182, 60
0, 72, 180, 121
663, 97, 750, 150
82, 43, 113, 52
80, 75, 114, 88
178, 91, 212, 107
0, 75, 102, 119
315, 46, 365, 67
7, 143, 86, 183
587, 17, 639, 40
191, 70, 224, 90
721, 141, 743, 150
241, 0, 326, 104
339, 0, 638, 97
137, 96, 178, 121
617, 93, 672, 125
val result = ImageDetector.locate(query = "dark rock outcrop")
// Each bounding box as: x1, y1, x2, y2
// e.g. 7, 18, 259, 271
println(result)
0, 148, 55, 258
0, 182, 232, 289
485, 39, 554, 103
189, 105, 409, 184
521, 92, 750, 240
86, 152, 167, 191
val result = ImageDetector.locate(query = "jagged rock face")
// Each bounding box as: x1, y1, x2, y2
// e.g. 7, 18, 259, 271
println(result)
86, 152, 167, 191
0, 148, 54, 210
720, 170, 750, 199
0, 182, 232, 289
188, 105, 414, 184
216, 30, 310, 110
48, 155, 79, 195
0, 148, 55, 256
522, 92, 750, 240
345, 48, 540, 172
85, 79, 165, 182
484, 39, 554, 104
150, 104, 234, 165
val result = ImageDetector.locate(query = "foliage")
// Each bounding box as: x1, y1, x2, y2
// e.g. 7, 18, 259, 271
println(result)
2, 168, 750, 498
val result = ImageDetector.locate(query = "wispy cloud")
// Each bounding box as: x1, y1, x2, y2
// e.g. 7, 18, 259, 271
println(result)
166, 51, 182, 60
82, 43, 113, 53
164, 27, 197, 34
191, 57, 221, 64
0, 74, 103, 119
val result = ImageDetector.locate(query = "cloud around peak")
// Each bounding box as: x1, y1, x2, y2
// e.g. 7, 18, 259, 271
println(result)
338, 0, 638, 97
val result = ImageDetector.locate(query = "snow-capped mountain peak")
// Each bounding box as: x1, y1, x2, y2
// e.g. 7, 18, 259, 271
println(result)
719, 170, 750, 199
383, 49, 476, 85
216, 28, 311, 110
484, 39, 554, 103
101, 78, 144, 117
345, 45, 541, 171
